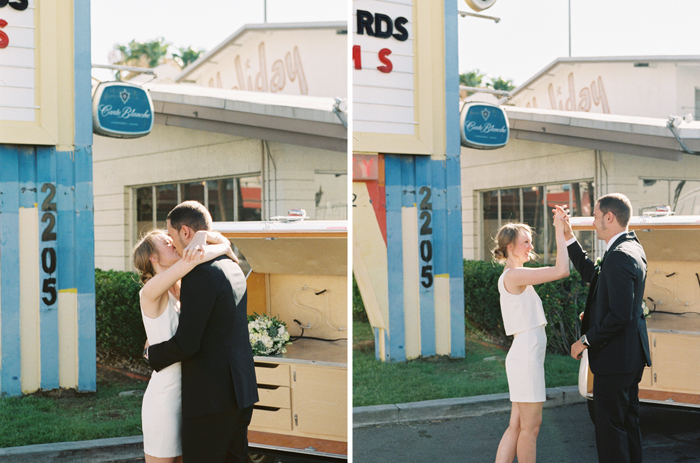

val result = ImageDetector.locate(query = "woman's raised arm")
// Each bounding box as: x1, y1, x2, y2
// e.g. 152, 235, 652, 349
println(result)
141, 232, 235, 305
505, 207, 570, 289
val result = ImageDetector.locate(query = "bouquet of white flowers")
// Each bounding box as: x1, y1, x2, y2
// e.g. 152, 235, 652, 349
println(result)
247, 313, 292, 356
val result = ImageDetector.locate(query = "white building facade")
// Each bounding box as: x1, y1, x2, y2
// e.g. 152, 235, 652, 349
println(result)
462, 56, 700, 263
92, 22, 347, 271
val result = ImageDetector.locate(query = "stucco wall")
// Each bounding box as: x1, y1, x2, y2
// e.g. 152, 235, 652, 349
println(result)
510, 61, 697, 119
460, 138, 595, 260
93, 124, 346, 271
263, 140, 348, 219
461, 137, 700, 261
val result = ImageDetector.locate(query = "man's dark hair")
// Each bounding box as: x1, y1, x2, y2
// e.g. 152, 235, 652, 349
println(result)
597, 193, 632, 227
167, 200, 212, 232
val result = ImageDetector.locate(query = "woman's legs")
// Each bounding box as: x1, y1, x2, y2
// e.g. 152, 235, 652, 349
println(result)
514, 402, 543, 463
495, 403, 520, 463
495, 402, 543, 463
144, 455, 182, 463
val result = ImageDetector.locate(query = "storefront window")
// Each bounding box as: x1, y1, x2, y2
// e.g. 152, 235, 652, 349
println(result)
135, 174, 262, 237
500, 188, 520, 224
480, 182, 594, 263
640, 179, 700, 215
482, 190, 499, 260
156, 184, 178, 229
313, 172, 348, 220
522, 186, 545, 262
136, 186, 153, 237
572, 181, 594, 256
639, 179, 670, 215
207, 179, 233, 222
238, 176, 262, 222
182, 181, 205, 204
671, 180, 700, 215
545, 185, 570, 264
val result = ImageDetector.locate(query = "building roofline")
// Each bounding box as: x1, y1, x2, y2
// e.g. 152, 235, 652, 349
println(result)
510, 55, 700, 99
146, 84, 347, 152
498, 106, 700, 161
175, 21, 348, 83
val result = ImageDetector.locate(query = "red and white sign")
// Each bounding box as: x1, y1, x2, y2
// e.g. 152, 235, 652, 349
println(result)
0, 0, 35, 122
353, 0, 415, 136
353, 154, 379, 181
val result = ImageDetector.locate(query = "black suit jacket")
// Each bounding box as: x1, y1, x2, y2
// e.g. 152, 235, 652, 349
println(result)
568, 232, 651, 376
148, 255, 259, 419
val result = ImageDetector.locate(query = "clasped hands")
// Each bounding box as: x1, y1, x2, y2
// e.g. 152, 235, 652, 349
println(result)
181, 231, 238, 264
552, 205, 575, 240
551, 205, 584, 359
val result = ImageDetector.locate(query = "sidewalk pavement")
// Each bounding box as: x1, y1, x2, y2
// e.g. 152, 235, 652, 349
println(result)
0, 386, 585, 461
0, 436, 144, 463
353, 385, 585, 428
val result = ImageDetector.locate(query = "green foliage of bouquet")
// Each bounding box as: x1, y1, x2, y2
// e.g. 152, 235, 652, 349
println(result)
247, 313, 292, 356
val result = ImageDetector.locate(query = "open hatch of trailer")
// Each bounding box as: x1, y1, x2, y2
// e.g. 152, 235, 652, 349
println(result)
213, 216, 348, 460
570, 214, 700, 410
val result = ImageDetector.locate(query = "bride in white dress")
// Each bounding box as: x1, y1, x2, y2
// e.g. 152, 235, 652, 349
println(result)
492, 206, 569, 463
133, 229, 236, 463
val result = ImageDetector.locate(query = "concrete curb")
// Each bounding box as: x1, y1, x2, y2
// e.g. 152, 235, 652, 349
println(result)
0, 436, 144, 463
353, 385, 585, 428
0, 388, 585, 460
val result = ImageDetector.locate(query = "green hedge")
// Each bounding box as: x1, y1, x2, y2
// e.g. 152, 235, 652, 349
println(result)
95, 268, 145, 360
463, 260, 588, 356
352, 275, 368, 322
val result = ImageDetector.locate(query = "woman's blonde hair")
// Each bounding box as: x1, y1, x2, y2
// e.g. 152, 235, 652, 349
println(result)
133, 229, 166, 285
491, 223, 537, 263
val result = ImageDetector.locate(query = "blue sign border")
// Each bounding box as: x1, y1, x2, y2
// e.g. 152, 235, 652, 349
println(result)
460, 102, 509, 149
92, 82, 154, 139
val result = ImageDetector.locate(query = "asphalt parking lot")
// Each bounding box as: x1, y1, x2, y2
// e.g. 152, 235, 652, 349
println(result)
353, 402, 700, 462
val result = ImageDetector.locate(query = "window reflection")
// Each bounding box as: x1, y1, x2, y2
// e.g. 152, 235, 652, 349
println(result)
156, 184, 178, 229
313, 172, 347, 220
136, 186, 153, 237
522, 186, 545, 262
135, 175, 263, 233
481, 183, 595, 263
238, 176, 262, 222
482, 190, 499, 260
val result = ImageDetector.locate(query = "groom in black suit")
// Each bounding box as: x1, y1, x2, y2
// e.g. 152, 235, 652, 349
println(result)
146, 201, 258, 463
563, 194, 651, 463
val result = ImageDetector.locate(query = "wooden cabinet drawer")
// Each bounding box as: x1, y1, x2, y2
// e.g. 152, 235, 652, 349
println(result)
257, 386, 291, 409
291, 365, 347, 439
652, 333, 700, 393
255, 363, 290, 387
251, 407, 293, 431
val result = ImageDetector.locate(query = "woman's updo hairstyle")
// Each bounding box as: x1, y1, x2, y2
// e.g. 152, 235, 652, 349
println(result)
133, 229, 166, 284
491, 223, 536, 264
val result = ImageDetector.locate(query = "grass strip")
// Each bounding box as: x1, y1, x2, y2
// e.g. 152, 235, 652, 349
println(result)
352, 321, 579, 407
0, 368, 146, 448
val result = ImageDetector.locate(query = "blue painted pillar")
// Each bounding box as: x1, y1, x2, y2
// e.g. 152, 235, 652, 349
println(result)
377, 0, 465, 361
0, 0, 95, 395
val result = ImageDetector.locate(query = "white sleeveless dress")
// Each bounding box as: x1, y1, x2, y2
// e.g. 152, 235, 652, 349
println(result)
141, 290, 182, 457
498, 268, 547, 403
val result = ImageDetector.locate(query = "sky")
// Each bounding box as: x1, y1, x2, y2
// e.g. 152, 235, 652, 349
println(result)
457, 0, 700, 87
90, 0, 348, 81
91, 1, 700, 89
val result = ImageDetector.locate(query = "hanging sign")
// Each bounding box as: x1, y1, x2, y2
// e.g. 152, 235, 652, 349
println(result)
92, 82, 154, 138
465, 0, 497, 12
460, 102, 509, 149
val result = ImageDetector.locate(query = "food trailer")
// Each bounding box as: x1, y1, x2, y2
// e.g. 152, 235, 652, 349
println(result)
213, 216, 348, 461
571, 214, 700, 412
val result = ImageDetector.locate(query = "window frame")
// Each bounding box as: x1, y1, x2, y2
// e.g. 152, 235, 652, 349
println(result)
479, 180, 594, 263
132, 173, 262, 238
